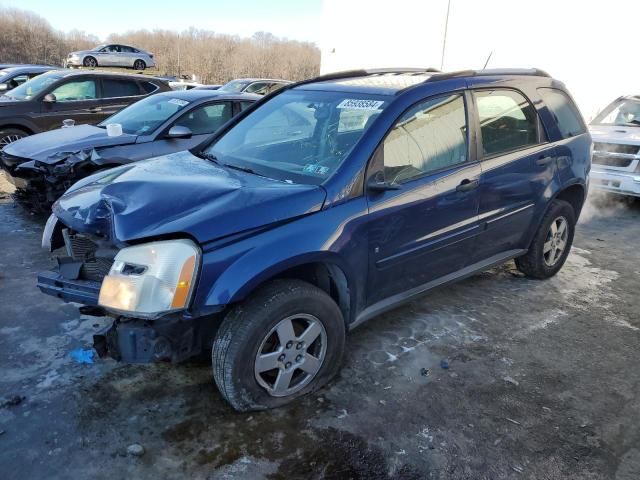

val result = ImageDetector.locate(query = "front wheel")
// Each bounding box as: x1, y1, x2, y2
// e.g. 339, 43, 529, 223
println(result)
0, 128, 28, 148
516, 199, 576, 279
212, 279, 345, 411
83, 56, 97, 68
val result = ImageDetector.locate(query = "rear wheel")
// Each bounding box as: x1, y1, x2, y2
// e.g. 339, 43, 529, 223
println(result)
516, 199, 576, 279
133, 59, 146, 70
83, 56, 97, 68
212, 279, 346, 411
0, 128, 28, 148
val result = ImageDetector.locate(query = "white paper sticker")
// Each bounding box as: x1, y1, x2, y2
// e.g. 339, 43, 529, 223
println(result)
337, 99, 384, 110
168, 98, 189, 107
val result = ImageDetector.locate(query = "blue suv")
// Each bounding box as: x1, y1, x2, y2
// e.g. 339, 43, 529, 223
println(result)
38, 68, 591, 410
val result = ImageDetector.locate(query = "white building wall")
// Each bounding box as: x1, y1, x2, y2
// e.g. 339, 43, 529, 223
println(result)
321, 0, 640, 120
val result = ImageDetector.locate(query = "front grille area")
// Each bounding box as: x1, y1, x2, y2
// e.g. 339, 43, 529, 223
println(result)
593, 142, 640, 155
592, 153, 635, 168
67, 233, 115, 282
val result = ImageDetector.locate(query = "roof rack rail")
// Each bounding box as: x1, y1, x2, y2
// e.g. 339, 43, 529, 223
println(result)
290, 67, 441, 88
427, 68, 551, 82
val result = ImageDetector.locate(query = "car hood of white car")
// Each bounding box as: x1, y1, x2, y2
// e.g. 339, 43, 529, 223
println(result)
589, 125, 640, 145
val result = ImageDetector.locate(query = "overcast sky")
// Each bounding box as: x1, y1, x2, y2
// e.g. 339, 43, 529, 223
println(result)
0, 0, 323, 43
321, 0, 640, 118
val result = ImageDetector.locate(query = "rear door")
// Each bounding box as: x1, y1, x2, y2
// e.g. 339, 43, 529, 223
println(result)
366, 92, 481, 305
471, 87, 558, 262
39, 78, 102, 129
99, 78, 145, 119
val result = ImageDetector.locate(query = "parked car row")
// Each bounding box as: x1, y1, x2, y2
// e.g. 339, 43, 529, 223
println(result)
1, 67, 592, 411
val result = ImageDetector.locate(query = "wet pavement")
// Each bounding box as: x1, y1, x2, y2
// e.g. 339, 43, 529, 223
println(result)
1, 173, 639, 479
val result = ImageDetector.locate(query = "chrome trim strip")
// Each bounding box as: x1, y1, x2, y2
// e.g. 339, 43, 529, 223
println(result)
485, 203, 534, 225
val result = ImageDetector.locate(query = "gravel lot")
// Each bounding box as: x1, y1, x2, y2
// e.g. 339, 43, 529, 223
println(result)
1, 171, 639, 480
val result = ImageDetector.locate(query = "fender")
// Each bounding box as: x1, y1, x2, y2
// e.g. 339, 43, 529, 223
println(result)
195, 197, 370, 323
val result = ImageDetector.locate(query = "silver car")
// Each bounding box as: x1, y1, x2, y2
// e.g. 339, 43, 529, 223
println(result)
66, 44, 156, 70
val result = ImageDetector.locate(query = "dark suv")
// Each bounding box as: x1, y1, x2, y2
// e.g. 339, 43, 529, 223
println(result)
0, 70, 169, 147
38, 68, 591, 411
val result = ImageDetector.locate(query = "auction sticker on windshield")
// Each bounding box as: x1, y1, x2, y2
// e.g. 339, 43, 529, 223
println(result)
337, 99, 385, 110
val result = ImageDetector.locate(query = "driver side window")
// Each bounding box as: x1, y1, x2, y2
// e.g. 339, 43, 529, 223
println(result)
50, 80, 97, 102
382, 94, 468, 183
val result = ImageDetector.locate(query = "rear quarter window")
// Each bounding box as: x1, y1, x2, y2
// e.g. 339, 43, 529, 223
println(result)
538, 88, 586, 139
140, 81, 160, 94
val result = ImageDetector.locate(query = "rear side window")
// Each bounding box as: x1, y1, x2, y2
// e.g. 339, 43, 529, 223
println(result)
475, 89, 538, 156
538, 88, 586, 139
140, 81, 159, 94
102, 79, 141, 98
382, 93, 468, 183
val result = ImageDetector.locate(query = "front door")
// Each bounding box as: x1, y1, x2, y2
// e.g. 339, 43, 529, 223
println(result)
150, 101, 234, 156
470, 88, 558, 262
366, 92, 481, 305
39, 78, 102, 130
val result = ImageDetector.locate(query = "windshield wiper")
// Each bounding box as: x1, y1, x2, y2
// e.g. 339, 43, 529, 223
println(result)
223, 163, 264, 177
197, 151, 220, 164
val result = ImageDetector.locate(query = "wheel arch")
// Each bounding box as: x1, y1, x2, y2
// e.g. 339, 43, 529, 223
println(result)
209, 255, 354, 328
0, 123, 34, 136
553, 182, 586, 218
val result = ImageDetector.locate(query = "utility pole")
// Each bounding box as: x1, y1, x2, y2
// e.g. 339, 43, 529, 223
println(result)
440, 0, 451, 71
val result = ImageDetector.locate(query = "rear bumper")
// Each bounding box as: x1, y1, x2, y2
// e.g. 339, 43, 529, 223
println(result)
37, 269, 101, 305
590, 167, 640, 198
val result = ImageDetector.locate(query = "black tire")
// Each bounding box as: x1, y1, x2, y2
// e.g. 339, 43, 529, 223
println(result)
133, 59, 146, 70
212, 279, 346, 411
83, 56, 97, 68
0, 127, 29, 148
516, 199, 576, 279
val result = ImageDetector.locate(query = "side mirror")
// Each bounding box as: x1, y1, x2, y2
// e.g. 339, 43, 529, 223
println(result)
43, 93, 57, 103
0, 83, 7, 92
367, 171, 401, 192
166, 125, 192, 139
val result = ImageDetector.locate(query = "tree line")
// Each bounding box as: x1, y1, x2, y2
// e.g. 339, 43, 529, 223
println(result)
0, 6, 320, 83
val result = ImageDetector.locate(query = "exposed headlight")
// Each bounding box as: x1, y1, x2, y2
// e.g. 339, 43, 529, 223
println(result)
99, 239, 200, 317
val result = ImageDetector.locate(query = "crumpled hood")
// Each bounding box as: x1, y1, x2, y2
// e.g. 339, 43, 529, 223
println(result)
53, 151, 326, 244
3, 125, 137, 163
589, 125, 640, 145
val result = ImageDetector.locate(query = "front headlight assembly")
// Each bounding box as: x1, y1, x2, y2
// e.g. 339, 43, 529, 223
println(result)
99, 239, 200, 318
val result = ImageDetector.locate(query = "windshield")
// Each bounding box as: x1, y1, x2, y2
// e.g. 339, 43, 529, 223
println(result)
203, 89, 390, 184
99, 94, 191, 135
218, 80, 251, 93
5, 73, 63, 100
592, 98, 640, 127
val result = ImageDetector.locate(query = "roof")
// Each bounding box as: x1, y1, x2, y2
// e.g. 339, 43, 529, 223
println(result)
0, 66, 59, 74
295, 68, 552, 95
37, 69, 167, 82
156, 89, 261, 102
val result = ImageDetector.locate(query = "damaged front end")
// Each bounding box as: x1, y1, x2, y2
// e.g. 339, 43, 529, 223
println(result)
38, 215, 222, 364
1, 149, 109, 213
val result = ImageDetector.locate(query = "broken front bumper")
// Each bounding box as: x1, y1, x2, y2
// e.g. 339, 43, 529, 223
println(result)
37, 269, 101, 305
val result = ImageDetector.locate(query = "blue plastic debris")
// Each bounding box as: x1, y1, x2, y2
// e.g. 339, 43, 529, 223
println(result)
440, 359, 450, 369
70, 348, 95, 364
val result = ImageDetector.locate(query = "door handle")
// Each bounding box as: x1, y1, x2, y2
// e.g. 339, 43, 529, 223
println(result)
87, 107, 102, 113
456, 178, 479, 192
536, 155, 554, 166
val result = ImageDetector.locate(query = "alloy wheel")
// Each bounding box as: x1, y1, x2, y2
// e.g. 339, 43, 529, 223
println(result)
543, 216, 569, 266
0, 134, 25, 148
254, 313, 327, 397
